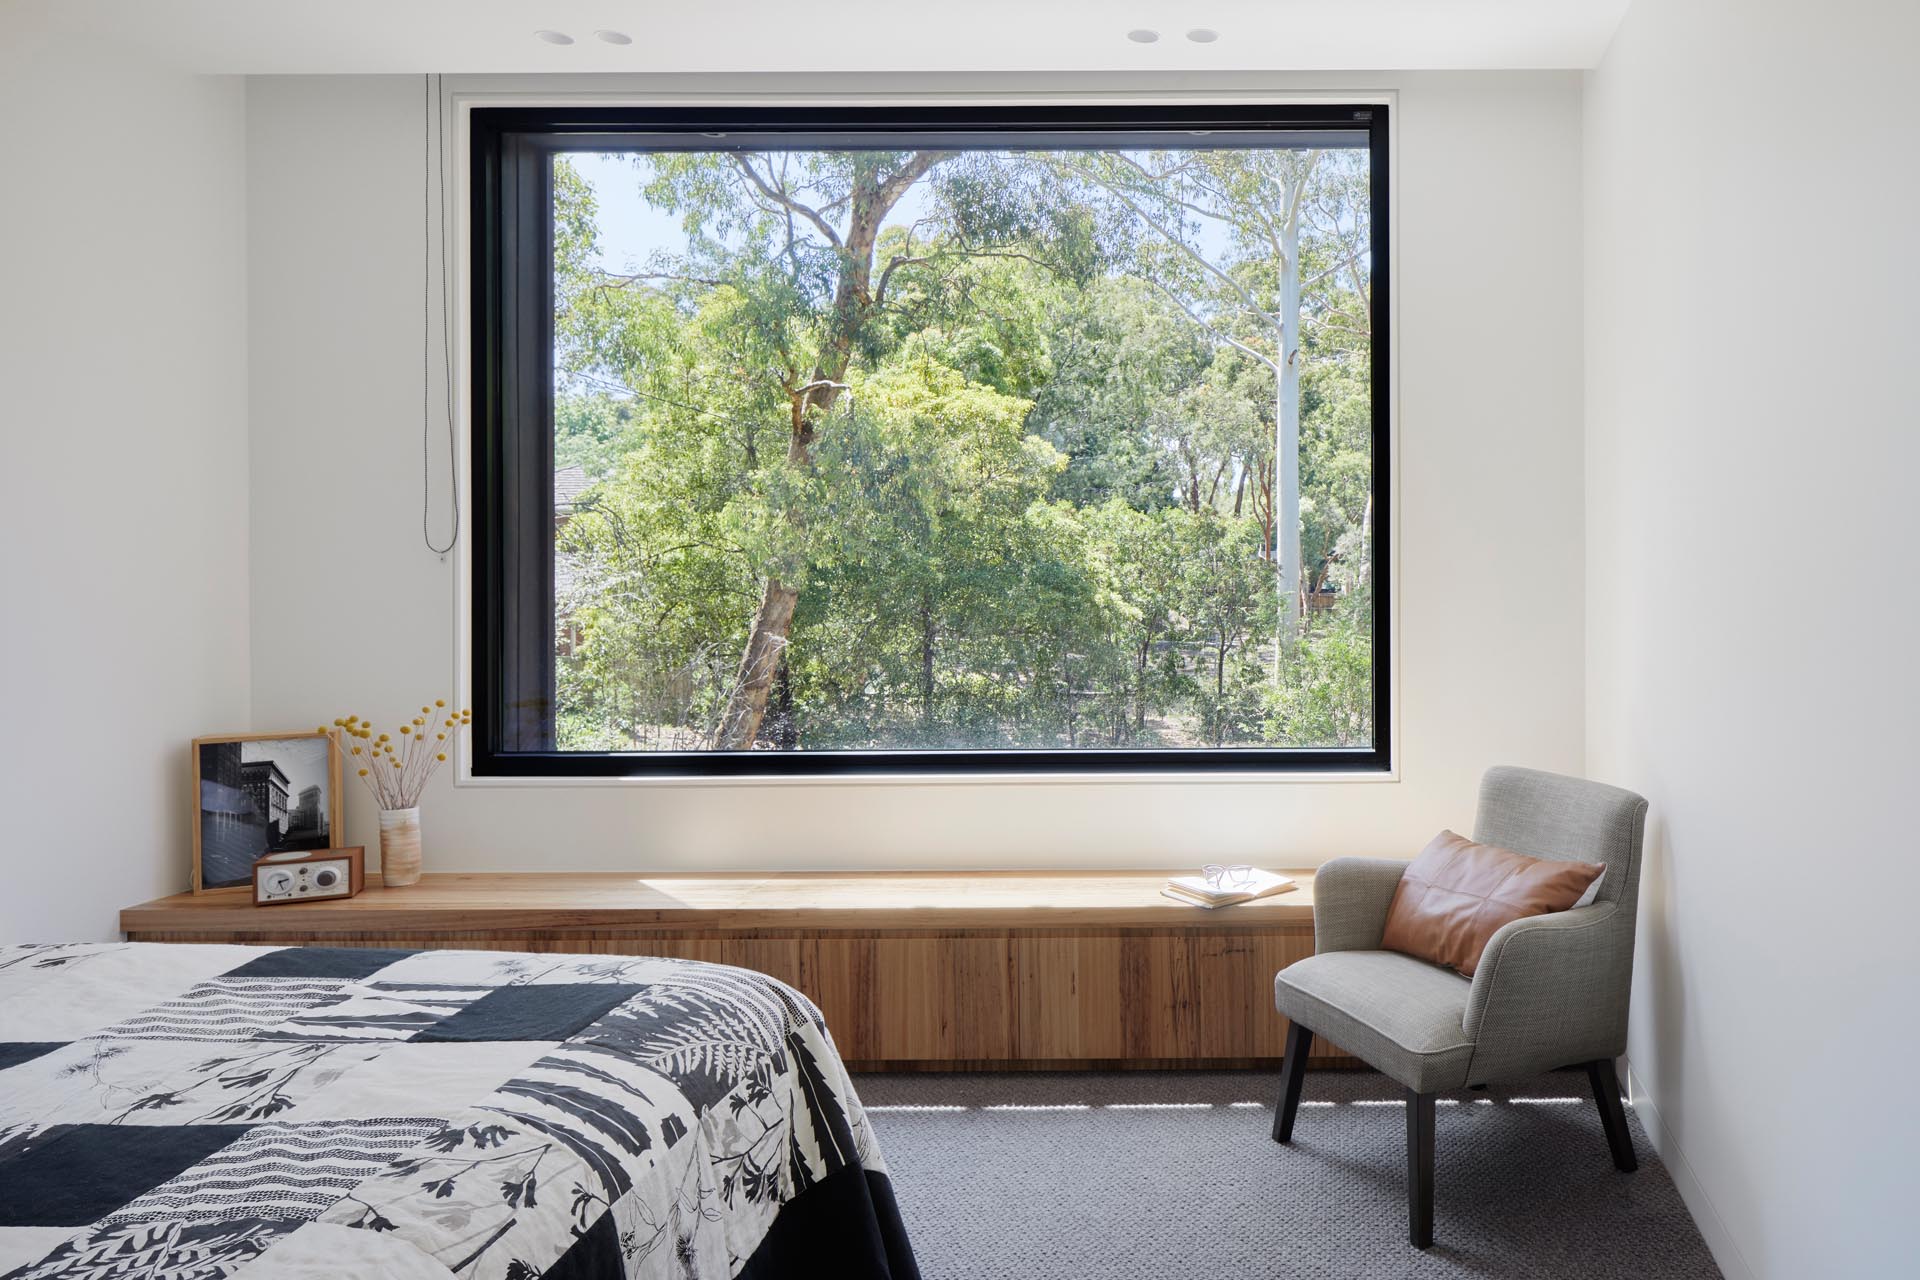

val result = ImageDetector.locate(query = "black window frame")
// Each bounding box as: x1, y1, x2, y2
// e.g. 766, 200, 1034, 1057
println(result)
470, 103, 1391, 779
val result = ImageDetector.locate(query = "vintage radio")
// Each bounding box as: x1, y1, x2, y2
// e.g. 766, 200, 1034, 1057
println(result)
252, 846, 365, 905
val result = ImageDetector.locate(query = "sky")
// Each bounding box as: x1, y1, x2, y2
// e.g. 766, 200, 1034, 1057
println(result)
569, 151, 686, 273
564, 147, 1264, 276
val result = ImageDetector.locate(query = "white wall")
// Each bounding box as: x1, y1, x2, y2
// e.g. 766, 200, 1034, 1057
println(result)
244, 70, 1588, 872
5, 7, 1910, 1261
1585, 2, 1920, 1276
0, 10, 251, 940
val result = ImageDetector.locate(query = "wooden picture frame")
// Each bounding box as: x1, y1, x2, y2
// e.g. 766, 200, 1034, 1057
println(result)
192, 730, 344, 894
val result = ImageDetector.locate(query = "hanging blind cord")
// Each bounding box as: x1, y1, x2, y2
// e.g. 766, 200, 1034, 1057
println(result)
424, 72, 459, 555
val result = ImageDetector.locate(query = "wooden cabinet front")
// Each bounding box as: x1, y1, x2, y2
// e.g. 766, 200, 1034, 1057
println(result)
122, 872, 1352, 1069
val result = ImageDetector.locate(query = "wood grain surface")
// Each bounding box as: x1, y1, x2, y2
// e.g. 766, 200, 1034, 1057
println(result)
123, 870, 1355, 1068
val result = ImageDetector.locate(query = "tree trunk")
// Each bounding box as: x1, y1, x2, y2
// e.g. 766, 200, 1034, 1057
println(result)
1274, 202, 1304, 656
767, 652, 798, 749
709, 151, 947, 749
1214, 629, 1228, 746
1256, 458, 1274, 562
712, 577, 799, 749
710, 401, 819, 750
1135, 635, 1151, 733
1061, 641, 1079, 748
920, 593, 936, 727
1356, 492, 1375, 589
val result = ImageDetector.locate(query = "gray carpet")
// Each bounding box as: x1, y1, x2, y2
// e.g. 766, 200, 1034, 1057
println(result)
858, 1069, 1721, 1279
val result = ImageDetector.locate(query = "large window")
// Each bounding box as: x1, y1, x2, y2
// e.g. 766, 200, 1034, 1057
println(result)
471, 106, 1388, 777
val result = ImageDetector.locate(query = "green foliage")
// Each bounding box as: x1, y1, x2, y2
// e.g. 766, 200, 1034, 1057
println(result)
1265, 584, 1374, 747
1026, 276, 1205, 509
554, 395, 635, 480
550, 146, 1376, 752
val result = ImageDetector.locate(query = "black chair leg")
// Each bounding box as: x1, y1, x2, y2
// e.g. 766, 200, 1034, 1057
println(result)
1406, 1090, 1435, 1248
1586, 1057, 1639, 1172
1271, 1021, 1313, 1143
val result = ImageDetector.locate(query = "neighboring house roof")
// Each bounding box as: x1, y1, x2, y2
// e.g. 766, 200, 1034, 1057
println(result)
554, 467, 588, 604
554, 466, 589, 516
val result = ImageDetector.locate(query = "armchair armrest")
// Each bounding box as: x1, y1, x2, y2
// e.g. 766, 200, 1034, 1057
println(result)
1461, 903, 1632, 1082
1311, 857, 1410, 954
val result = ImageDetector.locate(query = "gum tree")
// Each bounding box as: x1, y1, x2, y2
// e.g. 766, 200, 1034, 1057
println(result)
1051, 147, 1333, 651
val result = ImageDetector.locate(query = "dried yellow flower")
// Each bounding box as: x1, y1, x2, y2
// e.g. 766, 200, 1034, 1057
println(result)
435, 700, 446, 707
436, 753, 446, 761
358, 768, 368, 776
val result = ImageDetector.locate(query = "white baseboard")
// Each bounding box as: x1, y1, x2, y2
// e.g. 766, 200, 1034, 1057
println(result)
1623, 1057, 1755, 1280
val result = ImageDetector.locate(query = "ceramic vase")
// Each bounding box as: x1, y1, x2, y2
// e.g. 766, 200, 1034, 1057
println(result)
379, 807, 423, 887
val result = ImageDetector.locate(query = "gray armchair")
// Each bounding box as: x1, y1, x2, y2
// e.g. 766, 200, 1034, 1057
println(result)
1271, 766, 1648, 1247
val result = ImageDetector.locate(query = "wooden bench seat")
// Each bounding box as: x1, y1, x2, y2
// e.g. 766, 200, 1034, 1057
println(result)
123, 870, 1350, 1070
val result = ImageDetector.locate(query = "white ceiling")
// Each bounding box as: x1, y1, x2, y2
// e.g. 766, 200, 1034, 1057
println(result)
36, 1, 1631, 74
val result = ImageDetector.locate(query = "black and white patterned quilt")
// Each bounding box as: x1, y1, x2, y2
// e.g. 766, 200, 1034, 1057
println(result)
0, 943, 917, 1280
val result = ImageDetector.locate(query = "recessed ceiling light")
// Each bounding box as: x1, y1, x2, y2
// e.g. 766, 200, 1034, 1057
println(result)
593, 30, 632, 46
534, 30, 574, 46
1127, 29, 1160, 44
1187, 28, 1220, 44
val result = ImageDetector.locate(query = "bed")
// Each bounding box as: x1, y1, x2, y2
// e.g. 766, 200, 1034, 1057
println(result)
0, 942, 917, 1280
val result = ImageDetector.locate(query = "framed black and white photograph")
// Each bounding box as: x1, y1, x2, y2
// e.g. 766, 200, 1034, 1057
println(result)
191, 730, 343, 892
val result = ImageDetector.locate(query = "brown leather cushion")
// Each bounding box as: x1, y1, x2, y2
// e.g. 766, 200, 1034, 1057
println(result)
1380, 830, 1606, 977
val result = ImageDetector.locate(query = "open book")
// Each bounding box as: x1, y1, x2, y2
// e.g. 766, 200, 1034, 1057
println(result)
1162, 868, 1297, 909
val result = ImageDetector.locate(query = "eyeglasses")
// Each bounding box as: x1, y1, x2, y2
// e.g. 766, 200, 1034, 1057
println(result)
1202, 863, 1256, 888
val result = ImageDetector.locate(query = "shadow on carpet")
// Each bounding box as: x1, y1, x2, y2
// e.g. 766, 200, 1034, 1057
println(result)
859, 1069, 1721, 1280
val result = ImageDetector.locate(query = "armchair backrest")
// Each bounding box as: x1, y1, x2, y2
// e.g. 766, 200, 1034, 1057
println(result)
1463, 766, 1650, 1078
1473, 765, 1647, 912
